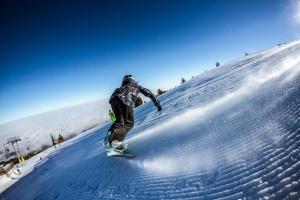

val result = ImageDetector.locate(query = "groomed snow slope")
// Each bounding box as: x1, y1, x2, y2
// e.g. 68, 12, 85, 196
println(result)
1, 41, 300, 199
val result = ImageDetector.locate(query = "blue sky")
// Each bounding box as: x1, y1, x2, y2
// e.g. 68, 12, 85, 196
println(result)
0, 0, 299, 124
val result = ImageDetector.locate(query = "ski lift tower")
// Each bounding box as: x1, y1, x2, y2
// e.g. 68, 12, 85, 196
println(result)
7, 136, 24, 163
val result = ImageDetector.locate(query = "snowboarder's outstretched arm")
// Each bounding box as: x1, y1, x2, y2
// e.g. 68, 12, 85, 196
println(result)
138, 85, 162, 111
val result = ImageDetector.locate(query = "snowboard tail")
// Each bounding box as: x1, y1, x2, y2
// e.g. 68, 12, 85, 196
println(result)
107, 149, 135, 158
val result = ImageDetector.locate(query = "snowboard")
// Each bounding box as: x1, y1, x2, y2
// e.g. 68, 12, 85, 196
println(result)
107, 149, 135, 158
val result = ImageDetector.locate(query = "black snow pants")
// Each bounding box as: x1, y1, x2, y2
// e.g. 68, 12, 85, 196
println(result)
108, 98, 134, 143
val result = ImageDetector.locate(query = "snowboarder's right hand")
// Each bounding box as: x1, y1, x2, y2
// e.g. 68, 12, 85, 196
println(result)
154, 99, 162, 112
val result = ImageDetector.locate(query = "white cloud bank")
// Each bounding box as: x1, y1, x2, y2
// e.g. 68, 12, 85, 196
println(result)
0, 99, 109, 157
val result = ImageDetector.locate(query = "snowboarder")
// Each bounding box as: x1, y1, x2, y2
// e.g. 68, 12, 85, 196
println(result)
103, 74, 162, 155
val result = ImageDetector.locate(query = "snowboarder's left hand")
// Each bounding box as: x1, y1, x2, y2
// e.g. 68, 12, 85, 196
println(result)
157, 104, 162, 112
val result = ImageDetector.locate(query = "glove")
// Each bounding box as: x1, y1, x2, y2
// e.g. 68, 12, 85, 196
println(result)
157, 104, 162, 112
154, 99, 162, 111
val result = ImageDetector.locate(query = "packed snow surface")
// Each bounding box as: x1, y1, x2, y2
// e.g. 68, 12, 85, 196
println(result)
1, 41, 300, 199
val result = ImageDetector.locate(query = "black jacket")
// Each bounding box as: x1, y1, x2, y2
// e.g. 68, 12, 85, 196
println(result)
109, 82, 160, 109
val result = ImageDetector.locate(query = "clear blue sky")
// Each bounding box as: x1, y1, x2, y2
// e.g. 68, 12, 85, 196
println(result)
0, 0, 299, 124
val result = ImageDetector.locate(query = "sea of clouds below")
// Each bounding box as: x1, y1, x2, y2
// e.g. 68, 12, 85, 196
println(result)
0, 99, 109, 158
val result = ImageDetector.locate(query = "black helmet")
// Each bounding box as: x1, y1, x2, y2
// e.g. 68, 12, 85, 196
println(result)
122, 74, 135, 85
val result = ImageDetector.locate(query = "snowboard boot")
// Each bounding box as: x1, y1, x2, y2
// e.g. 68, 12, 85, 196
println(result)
111, 140, 128, 153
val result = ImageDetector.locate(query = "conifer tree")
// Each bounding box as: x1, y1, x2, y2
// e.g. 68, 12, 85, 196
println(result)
157, 89, 166, 96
